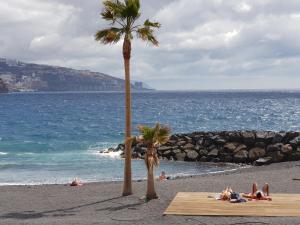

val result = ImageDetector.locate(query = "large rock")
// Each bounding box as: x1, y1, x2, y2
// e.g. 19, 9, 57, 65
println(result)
281, 144, 293, 154
241, 131, 255, 145
287, 152, 300, 161
272, 132, 286, 143
183, 143, 195, 150
249, 147, 266, 160
157, 146, 173, 152
224, 142, 238, 152
233, 144, 247, 154
177, 141, 186, 146
162, 150, 172, 157
254, 157, 272, 166
186, 150, 199, 161
234, 150, 248, 162
199, 149, 208, 156
208, 149, 219, 157
256, 131, 268, 142
267, 151, 284, 163
166, 139, 177, 146
175, 152, 186, 161
266, 144, 281, 152
255, 142, 266, 148
226, 132, 242, 142
290, 136, 300, 146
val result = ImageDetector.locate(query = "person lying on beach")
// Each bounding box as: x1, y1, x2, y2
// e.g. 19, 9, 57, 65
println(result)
242, 182, 272, 201
70, 177, 83, 186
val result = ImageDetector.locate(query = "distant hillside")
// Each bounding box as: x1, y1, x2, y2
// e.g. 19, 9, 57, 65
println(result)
0, 58, 152, 92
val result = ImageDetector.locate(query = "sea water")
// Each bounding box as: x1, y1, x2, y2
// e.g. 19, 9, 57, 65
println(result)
0, 91, 299, 185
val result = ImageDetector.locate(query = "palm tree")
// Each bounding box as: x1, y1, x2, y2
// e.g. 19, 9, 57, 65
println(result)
95, 0, 161, 196
137, 123, 170, 200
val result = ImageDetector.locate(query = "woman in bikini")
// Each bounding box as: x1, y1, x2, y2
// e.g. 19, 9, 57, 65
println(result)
243, 182, 272, 201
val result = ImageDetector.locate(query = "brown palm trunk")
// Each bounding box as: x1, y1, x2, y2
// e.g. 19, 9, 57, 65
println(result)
146, 145, 158, 200
122, 37, 132, 196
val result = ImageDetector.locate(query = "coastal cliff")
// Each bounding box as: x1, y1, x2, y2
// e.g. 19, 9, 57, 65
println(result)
113, 131, 300, 165
0, 78, 8, 93
0, 58, 152, 92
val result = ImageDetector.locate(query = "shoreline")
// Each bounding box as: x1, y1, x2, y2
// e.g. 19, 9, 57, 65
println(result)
1, 161, 300, 225
0, 161, 248, 187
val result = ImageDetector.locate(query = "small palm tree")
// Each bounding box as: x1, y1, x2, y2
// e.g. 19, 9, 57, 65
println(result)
137, 123, 170, 200
95, 0, 161, 196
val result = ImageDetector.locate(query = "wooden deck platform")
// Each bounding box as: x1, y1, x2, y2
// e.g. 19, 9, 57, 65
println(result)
164, 192, 300, 217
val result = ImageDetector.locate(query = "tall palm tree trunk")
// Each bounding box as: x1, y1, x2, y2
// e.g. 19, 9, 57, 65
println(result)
122, 37, 132, 196
146, 146, 158, 200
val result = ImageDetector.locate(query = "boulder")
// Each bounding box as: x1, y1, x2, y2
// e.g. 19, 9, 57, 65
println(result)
207, 144, 216, 151
199, 156, 208, 162
175, 152, 186, 161
266, 144, 281, 152
254, 157, 272, 166
233, 144, 247, 154
183, 136, 193, 143
167, 140, 177, 146
272, 132, 285, 143
215, 138, 226, 145
290, 136, 300, 147
162, 150, 172, 157
173, 149, 181, 154
249, 147, 266, 160
208, 149, 219, 157
281, 144, 293, 154
226, 132, 242, 142
233, 150, 248, 162
255, 142, 266, 148
183, 143, 195, 150
211, 158, 221, 163
157, 146, 173, 152
177, 141, 186, 146
267, 151, 284, 163
241, 131, 255, 145
256, 131, 268, 142
186, 150, 199, 161
195, 145, 202, 151
287, 152, 300, 161
199, 149, 208, 156
224, 142, 238, 152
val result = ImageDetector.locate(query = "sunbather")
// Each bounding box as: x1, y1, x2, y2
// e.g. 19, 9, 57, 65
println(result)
70, 177, 83, 186
242, 182, 272, 201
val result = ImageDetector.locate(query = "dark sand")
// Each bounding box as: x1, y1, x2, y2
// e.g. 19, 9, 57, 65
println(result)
1, 161, 300, 225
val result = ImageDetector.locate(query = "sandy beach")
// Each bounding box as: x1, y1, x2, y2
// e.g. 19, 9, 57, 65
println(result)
0, 161, 299, 225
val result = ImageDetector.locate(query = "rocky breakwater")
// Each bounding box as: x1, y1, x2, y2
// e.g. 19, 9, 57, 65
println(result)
113, 131, 300, 166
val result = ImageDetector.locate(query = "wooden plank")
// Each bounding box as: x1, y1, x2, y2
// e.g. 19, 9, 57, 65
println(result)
164, 192, 300, 217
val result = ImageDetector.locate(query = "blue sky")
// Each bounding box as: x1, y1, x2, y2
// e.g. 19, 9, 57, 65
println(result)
1, 0, 300, 90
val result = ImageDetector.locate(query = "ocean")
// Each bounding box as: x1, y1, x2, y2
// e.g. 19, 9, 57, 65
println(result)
0, 91, 299, 185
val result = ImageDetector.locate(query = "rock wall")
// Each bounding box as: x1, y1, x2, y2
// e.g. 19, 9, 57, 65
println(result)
114, 131, 300, 166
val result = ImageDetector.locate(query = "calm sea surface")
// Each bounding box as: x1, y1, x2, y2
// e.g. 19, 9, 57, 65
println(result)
0, 91, 299, 185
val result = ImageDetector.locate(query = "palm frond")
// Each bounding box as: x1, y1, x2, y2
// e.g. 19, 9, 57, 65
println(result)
155, 126, 171, 145
136, 27, 159, 46
137, 125, 155, 142
95, 27, 123, 44
102, 0, 126, 21
123, 0, 141, 20
144, 19, 161, 28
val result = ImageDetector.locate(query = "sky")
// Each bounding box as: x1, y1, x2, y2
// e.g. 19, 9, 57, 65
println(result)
1, 0, 300, 90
